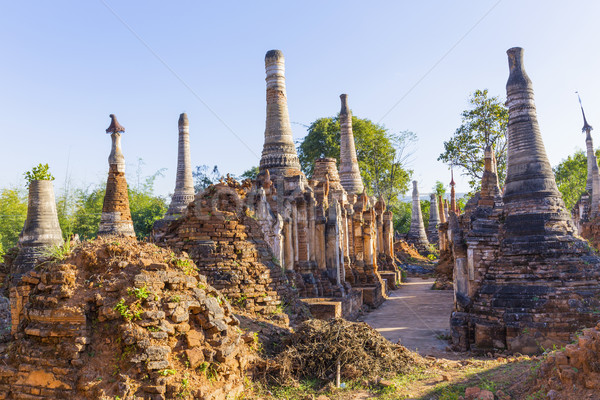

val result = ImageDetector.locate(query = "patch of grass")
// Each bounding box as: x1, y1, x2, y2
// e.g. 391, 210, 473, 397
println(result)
41, 240, 73, 262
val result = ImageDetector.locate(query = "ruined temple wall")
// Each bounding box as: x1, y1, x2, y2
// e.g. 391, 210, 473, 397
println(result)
157, 184, 291, 316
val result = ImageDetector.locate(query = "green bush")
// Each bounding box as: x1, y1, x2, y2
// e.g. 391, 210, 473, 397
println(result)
24, 163, 55, 185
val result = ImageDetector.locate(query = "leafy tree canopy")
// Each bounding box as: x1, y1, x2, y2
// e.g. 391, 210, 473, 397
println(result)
553, 150, 600, 211
433, 181, 446, 198
438, 89, 508, 191
0, 188, 27, 251
297, 115, 416, 205
240, 166, 259, 181
193, 165, 222, 191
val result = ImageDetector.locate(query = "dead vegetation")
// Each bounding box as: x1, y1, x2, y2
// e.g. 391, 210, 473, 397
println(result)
257, 318, 423, 385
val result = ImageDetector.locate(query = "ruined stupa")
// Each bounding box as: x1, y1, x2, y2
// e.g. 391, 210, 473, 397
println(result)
155, 52, 393, 314
259, 50, 302, 180
426, 193, 440, 244
572, 97, 600, 233
10, 179, 63, 285
98, 114, 135, 237
406, 180, 430, 253
450, 47, 600, 354
153, 113, 196, 238
339, 94, 364, 194
165, 113, 195, 218
449, 169, 457, 213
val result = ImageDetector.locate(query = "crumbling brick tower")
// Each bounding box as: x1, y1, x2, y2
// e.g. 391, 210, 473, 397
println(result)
450, 47, 600, 354
98, 114, 135, 237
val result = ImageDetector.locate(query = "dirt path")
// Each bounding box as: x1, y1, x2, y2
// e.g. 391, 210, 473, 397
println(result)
360, 277, 454, 356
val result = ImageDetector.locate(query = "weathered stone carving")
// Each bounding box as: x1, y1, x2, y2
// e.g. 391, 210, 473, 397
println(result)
98, 114, 135, 237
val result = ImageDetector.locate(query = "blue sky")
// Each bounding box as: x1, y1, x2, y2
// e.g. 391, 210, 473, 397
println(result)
1, 1, 600, 198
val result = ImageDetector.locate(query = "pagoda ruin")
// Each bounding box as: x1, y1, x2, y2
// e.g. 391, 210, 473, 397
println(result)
449, 47, 600, 354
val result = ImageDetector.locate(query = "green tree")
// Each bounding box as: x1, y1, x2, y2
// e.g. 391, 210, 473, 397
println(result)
391, 200, 431, 234
297, 116, 415, 204
438, 89, 508, 190
193, 165, 221, 191
0, 187, 27, 250
70, 185, 105, 240
129, 171, 168, 240
553, 150, 600, 211
240, 166, 259, 180
433, 181, 446, 198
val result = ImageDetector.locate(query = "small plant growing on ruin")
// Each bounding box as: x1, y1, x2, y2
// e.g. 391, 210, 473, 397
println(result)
235, 294, 247, 307
158, 369, 177, 376
114, 299, 133, 321
147, 326, 159, 332
114, 298, 143, 321
127, 285, 150, 300
197, 283, 206, 290
271, 256, 280, 267
170, 295, 181, 303
177, 374, 190, 398
24, 163, 55, 185
171, 255, 195, 275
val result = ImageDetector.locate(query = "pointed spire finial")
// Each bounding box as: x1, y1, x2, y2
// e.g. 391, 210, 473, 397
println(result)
106, 114, 125, 134
450, 166, 455, 186
577, 92, 593, 134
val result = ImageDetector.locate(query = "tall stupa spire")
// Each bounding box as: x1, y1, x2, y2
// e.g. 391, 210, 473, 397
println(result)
406, 180, 430, 253
450, 167, 457, 213
98, 114, 135, 237
338, 94, 364, 194
259, 50, 302, 178
578, 93, 596, 193
577, 93, 600, 216
164, 113, 195, 218
503, 47, 574, 238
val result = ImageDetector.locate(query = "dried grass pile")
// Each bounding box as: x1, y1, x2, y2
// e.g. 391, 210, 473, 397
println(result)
265, 318, 422, 382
